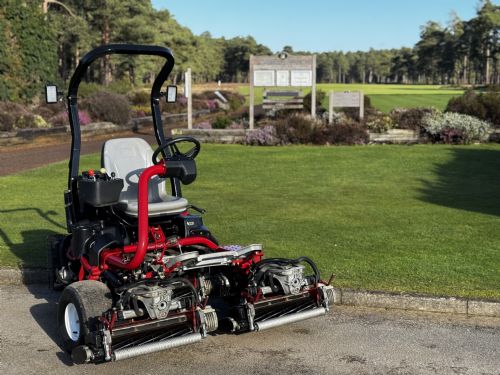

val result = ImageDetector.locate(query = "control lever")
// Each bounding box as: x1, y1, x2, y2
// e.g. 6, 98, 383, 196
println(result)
188, 205, 206, 214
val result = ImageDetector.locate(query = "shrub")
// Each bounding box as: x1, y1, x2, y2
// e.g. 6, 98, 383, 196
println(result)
228, 121, 244, 129
446, 91, 486, 118
226, 92, 245, 111
312, 120, 368, 145
108, 79, 133, 95
328, 111, 348, 125
48, 110, 92, 127
129, 90, 150, 106
192, 99, 209, 111
49, 111, 68, 127
34, 103, 62, 121
303, 90, 326, 114
0, 111, 15, 131
0, 102, 26, 131
131, 105, 151, 117
79, 82, 103, 98
342, 95, 373, 120
478, 93, 500, 127
275, 113, 322, 144
482, 84, 500, 92
206, 99, 218, 111
245, 125, 279, 146
161, 98, 186, 114
15, 114, 49, 129
390, 107, 436, 131
212, 115, 232, 129
422, 111, 491, 144
366, 114, 394, 133
84, 91, 130, 125
193, 121, 212, 130
78, 110, 92, 126
446, 91, 500, 126
0, 102, 51, 130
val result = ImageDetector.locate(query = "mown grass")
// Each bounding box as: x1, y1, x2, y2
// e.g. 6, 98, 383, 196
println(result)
238, 84, 463, 112
1, 144, 499, 299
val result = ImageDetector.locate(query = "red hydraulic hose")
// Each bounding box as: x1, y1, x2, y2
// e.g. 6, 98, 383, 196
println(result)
106, 164, 167, 270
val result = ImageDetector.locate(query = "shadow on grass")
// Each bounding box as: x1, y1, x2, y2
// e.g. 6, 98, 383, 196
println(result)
419, 148, 500, 216
0, 207, 65, 267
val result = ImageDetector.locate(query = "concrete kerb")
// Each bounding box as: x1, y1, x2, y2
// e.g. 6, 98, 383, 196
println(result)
1, 267, 498, 318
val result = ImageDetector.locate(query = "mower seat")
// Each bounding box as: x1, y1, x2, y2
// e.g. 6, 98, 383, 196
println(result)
102, 138, 188, 217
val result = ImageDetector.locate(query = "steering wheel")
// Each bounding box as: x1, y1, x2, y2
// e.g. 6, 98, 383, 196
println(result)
152, 136, 201, 165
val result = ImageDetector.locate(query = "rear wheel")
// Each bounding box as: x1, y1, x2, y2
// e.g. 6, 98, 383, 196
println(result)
57, 280, 112, 353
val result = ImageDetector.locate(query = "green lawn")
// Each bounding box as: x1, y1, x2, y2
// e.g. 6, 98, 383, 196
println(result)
1, 144, 499, 299
238, 83, 463, 112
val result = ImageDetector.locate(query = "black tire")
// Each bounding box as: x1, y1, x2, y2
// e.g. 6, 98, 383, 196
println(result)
57, 280, 112, 353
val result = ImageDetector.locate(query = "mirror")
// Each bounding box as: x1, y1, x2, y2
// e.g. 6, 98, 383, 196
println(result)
45, 85, 59, 104
166, 85, 177, 103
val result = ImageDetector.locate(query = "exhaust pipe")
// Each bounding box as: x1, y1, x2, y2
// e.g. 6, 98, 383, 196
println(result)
112, 333, 202, 361
254, 307, 326, 332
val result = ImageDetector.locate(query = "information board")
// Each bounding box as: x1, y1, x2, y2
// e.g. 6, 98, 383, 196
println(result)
249, 54, 317, 129
254, 70, 275, 86
331, 92, 361, 107
291, 70, 313, 86
276, 70, 290, 86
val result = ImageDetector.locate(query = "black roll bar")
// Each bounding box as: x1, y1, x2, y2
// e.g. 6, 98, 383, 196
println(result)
66, 44, 175, 190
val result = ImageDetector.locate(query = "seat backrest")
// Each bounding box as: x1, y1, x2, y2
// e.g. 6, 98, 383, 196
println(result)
102, 138, 167, 203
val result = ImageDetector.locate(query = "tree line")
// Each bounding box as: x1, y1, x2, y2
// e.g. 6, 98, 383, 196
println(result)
0, 0, 498, 102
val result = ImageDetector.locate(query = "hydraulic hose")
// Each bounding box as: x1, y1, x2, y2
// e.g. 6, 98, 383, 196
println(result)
106, 164, 166, 270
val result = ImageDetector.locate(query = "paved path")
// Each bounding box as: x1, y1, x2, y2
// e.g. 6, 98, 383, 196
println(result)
0, 284, 498, 375
0, 131, 157, 176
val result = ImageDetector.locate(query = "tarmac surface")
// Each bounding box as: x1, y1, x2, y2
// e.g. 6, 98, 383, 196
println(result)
0, 130, 156, 176
0, 284, 498, 375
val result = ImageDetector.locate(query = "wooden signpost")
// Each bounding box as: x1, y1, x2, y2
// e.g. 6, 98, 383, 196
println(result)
185, 68, 193, 130
249, 54, 316, 129
328, 91, 364, 123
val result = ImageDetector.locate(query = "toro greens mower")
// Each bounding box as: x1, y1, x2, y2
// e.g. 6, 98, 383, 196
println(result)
47, 45, 335, 364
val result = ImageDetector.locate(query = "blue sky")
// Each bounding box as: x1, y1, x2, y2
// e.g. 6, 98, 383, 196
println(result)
152, 0, 497, 52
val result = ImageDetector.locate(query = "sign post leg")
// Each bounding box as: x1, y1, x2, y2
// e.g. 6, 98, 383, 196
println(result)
329, 91, 334, 124
249, 55, 254, 130
359, 91, 364, 121
311, 54, 317, 118
186, 68, 192, 130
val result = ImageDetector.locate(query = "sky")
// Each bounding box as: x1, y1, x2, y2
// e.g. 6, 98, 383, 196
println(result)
151, 0, 498, 53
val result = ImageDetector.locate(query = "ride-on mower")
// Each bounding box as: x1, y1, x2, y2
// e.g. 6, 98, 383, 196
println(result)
47, 45, 334, 364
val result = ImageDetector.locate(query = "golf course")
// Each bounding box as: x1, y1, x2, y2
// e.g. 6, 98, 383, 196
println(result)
1, 143, 499, 300
238, 83, 464, 112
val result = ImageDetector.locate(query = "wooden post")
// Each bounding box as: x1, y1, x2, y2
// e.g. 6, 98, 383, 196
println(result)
359, 91, 364, 120
328, 91, 334, 124
249, 55, 255, 130
186, 68, 192, 130
311, 54, 317, 118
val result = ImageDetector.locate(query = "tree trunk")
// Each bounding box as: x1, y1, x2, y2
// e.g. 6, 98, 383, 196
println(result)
129, 65, 135, 85
101, 16, 111, 86
485, 46, 491, 85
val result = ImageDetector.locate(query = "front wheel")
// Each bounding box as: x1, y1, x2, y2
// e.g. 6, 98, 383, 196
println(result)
57, 280, 112, 353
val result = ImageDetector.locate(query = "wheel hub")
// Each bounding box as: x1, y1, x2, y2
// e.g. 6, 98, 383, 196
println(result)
64, 302, 80, 341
